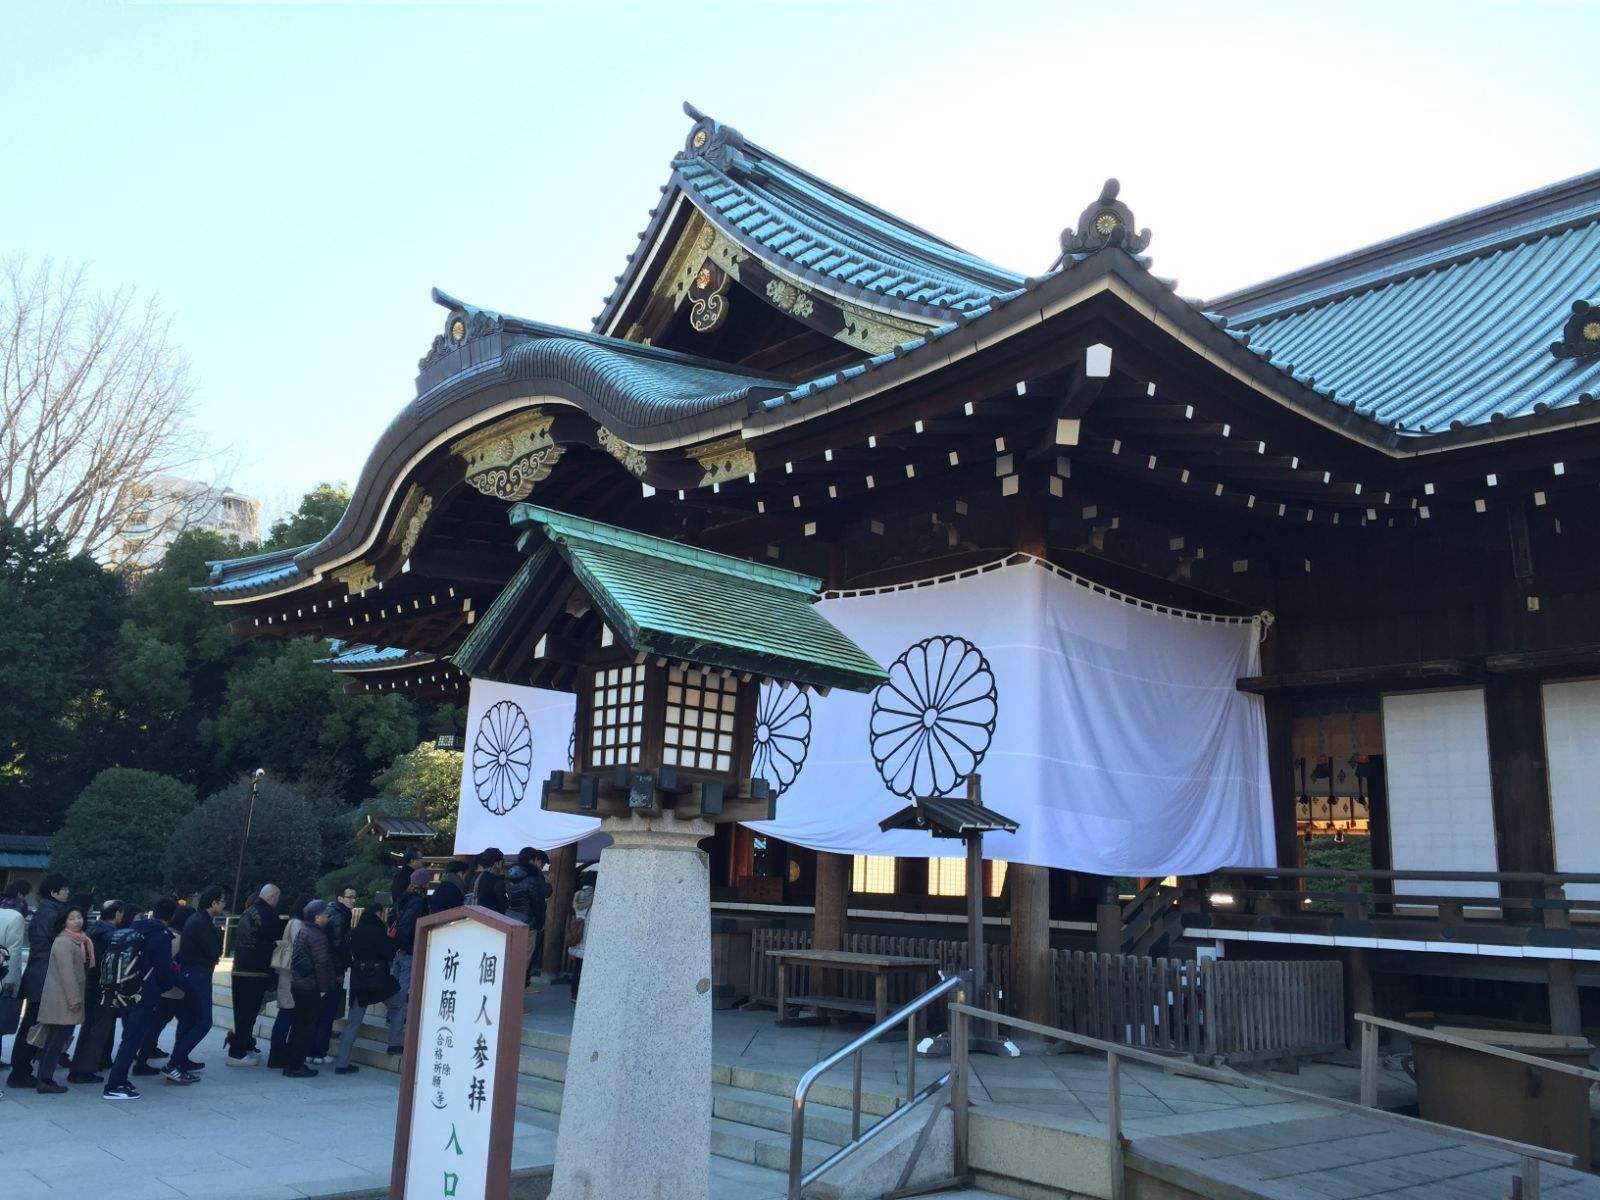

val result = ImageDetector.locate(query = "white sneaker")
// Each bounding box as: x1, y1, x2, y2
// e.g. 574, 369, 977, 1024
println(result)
226, 1053, 260, 1068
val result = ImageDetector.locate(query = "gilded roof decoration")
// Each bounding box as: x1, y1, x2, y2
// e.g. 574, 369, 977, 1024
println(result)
694, 434, 756, 487
333, 561, 376, 596
419, 289, 506, 372
452, 409, 563, 501
596, 426, 649, 477
387, 485, 434, 559
688, 260, 731, 334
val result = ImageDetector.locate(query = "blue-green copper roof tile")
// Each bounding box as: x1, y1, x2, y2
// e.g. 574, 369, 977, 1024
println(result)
507, 505, 886, 693
1229, 217, 1600, 432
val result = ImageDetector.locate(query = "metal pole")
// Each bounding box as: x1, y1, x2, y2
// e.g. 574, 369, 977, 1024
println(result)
966, 832, 985, 1007
952, 981, 970, 1179
852, 1048, 863, 1140
229, 768, 264, 917
906, 1007, 917, 1104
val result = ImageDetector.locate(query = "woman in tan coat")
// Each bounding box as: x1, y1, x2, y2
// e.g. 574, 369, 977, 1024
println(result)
34, 906, 92, 1093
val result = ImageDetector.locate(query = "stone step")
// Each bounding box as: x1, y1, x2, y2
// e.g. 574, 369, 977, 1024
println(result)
713, 1083, 859, 1147
518, 1045, 568, 1084
722, 1063, 902, 1119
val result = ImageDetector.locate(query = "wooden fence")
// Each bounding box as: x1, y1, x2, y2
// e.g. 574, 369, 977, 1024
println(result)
748, 931, 1343, 1063
1202, 958, 1344, 1062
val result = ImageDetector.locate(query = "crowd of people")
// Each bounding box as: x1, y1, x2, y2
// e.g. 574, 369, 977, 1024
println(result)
0, 844, 564, 1103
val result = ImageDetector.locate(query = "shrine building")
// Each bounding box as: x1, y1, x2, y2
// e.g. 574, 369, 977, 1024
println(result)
200, 103, 1600, 1033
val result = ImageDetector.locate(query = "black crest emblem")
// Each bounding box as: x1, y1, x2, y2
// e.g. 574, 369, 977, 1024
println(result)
869, 636, 998, 798
472, 699, 533, 815
752, 682, 811, 798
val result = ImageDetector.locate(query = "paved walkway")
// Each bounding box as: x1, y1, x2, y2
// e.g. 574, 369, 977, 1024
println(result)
0, 1026, 557, 1200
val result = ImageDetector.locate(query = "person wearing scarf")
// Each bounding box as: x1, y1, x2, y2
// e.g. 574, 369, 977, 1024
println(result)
33, 906, 93, 1092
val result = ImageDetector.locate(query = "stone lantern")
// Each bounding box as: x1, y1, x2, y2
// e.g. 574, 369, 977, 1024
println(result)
453, 504, 885, 1200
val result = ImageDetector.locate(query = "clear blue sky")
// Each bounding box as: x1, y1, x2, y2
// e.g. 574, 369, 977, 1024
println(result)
5, 2, 1596, 524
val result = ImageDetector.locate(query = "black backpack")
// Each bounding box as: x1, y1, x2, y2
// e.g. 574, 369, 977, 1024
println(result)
100, 926, 150, 1011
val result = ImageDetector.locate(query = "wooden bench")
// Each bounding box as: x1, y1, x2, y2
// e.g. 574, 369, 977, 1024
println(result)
768, 949, 937, 1027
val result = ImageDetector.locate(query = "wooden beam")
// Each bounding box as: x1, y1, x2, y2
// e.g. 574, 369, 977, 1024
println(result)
1237, 658, 1484, 694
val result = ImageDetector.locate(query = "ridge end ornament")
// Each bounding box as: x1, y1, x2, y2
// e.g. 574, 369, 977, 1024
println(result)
681, 101, 752, 174
1552, 300, 1600, 360
1061, 178, 1152, 257
419, 288, 506, 371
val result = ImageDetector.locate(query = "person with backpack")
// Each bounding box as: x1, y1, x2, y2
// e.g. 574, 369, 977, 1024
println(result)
332, 897, 402, 1074
227, 884, 282, 1067
67, 899, 125, 1083
132, 901, 190, 1078
284, 899, 334, 1078
507, 848, 553, 987
6, 871, 70, 1089
390, 869, 429, 1054
103, 897, 190, 1100
266, 911, 304, 1070
310, 885, 356, 1064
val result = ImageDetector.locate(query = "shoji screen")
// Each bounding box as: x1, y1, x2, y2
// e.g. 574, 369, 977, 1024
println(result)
1542, 679, 1600, 901
1381, 688, 1498, 897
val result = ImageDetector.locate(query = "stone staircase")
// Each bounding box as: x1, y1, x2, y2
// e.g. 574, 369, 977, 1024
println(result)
211, 976, 1013, 1200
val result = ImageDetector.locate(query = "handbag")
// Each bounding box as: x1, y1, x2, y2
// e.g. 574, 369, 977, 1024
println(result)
26, 1020, 48, 1048
565, 917, 585, 947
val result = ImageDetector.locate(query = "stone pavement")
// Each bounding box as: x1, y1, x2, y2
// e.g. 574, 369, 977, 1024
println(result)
0, 1026, 558, 1200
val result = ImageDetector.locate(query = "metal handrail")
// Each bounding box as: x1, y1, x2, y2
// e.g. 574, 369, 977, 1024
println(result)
948, 1003, 1574, 1200
787, 973, 966, 1200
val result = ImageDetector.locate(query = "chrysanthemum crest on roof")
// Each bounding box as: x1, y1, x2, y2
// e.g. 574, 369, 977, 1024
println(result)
680, 101, 752, 175
1062, 178, 1152, 256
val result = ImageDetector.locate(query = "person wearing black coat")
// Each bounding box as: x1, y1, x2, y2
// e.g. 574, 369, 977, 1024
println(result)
389, 848, 421, 907
428, 862, 467, 915
5, 873, 69, 1088
390, 870, 430, 1055
226, 885, 282, 1064
311, 887, 356, 1062
471, 848, 508, 915
169, 886, 226, 1073
332, 901, 403, 1073
507, 848, 553, 985
284, 900, 334, 1077
67, 900, 126, 1082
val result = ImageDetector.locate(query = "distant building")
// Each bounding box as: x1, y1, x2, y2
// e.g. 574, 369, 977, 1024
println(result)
108, 474, 260, 569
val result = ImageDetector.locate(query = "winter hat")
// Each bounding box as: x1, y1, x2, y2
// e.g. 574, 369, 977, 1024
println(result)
303, 899, 329, 921
410, 868, 432, 889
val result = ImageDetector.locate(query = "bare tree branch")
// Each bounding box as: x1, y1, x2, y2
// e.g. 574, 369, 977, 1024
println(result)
0, 256, 206, 558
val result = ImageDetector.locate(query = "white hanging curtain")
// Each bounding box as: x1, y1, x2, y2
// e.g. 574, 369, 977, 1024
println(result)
454, 559, 1275, 876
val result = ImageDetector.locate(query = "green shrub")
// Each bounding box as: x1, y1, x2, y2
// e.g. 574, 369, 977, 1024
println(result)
166, 775, 323, 909
50, 768, 194, 906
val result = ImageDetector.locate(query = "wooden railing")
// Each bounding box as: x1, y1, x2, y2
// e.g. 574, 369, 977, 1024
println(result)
1173, 867, 1600, 949
753, 932, 1343, 1063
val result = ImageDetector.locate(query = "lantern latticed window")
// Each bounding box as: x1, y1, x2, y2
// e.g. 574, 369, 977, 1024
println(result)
588, 663, 646, 768
664, 665, 738, 773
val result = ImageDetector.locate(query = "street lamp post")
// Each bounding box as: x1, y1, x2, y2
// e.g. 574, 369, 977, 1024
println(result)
230, 767, 265, 919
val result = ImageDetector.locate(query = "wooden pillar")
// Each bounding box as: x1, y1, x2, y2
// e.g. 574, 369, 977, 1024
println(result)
1547, 962, 1583, 1037
1094, 878, 1122, 956
1484, 673, 1556, 878
1008, 863, 1052, 1024
542, 843, 577, 975
1263, 694, 1301, 870
1343, 948, 1375, 1048
813, 851, 851, 996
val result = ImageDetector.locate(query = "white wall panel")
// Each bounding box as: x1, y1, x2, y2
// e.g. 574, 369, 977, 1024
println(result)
1542, 679, 1600, 901
1382, 688, 1498, 897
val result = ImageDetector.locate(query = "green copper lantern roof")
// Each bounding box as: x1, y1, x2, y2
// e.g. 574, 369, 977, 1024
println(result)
458, 504, 885, 694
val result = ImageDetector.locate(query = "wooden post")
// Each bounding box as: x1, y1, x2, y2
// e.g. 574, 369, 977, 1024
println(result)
1095, 877, 1123, 956
1345, 948, 1375, 1049
542, 843, 577, 975
1263, 694, 1301, 871
1107, 1051, 1126, 1200
1359, 1019, 1379, 1107
1009, 863, 1052, 1025
1484, 674, 1556, 905
1547, 962, 1582, 1038
813, 850, 851, 997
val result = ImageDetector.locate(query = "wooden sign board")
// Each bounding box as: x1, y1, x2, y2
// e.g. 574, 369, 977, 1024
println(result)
390, 906, 529, 1200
